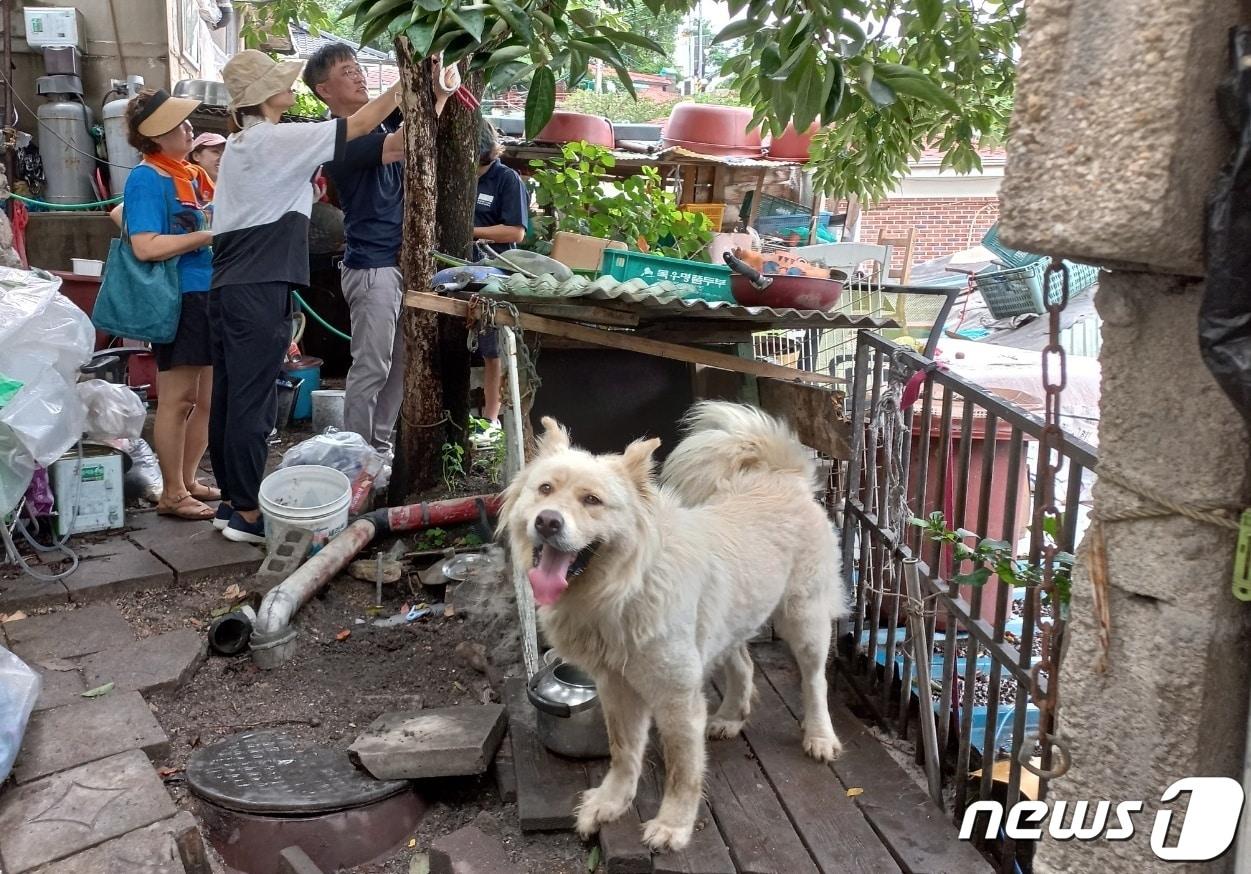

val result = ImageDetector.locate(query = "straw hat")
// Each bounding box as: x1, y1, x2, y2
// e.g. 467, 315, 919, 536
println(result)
133, 90, 201, 137
223, 49, 304, 112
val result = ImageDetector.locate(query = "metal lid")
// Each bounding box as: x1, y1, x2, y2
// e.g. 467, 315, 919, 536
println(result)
528, 660, 600, 715
186, 731, 408, 814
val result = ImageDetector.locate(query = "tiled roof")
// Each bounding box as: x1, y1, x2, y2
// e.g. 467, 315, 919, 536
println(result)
287, 22, 393, 62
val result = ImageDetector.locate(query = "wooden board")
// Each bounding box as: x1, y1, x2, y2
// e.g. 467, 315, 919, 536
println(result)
758, 380, 852, 460
751, 644, 994, 874
704, 692, 819, 874
587, 761, 654, 874
635, 753, 736, 874
502, 678, 589, 832
405, 292, 840, 386
735, 661, 900, 873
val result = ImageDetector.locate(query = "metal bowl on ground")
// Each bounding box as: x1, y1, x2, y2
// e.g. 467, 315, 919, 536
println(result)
527, 659, 610, 759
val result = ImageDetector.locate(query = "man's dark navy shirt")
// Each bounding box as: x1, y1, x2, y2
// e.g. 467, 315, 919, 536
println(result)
474, 159, 528, 253
322, 110, 402, 269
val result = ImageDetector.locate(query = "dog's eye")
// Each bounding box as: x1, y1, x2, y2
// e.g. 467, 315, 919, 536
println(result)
538, 483, 553, 495
583, 494, 601, 506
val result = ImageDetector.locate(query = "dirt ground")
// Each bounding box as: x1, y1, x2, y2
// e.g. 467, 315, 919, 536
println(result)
112, 525, 591, 874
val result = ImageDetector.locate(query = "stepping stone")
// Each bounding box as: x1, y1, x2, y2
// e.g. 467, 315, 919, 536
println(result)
0, 577, 70, 613
61, 541, 174, 603
79, 630, 206, 696
30, 664, 88, 713
15, 690, 170, 784
0, 749, 177, 873
137, 522, 264, 584
430, 825, 520, 874
5, 605, 135, 662
348, 704, 507, 780
29, 811, 201, 874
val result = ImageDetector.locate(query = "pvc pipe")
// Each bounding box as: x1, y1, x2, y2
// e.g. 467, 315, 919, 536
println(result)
502, 327, 527, 482
250, 494, 502, 669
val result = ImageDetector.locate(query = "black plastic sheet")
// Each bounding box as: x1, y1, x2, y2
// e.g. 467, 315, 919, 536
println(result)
1202, 26, 1251, 424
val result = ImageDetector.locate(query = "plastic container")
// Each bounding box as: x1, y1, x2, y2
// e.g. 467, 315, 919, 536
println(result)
763, 123, 820, 161
258, 464, 351, 557
71, 258, 103, 277
974, 260, 1101, 320
535, 111, 615, 148
680, 202, 726, 231
663, 103, 762, 157
311, 389, 345, 432
49, 444, 126, 536
283, 356, 323, 421
753, 211, 833, 238
599, 250, 735, 303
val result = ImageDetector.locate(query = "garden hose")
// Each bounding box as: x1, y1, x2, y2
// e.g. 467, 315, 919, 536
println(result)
7, 193, 122, 211
291, 290, 352, 343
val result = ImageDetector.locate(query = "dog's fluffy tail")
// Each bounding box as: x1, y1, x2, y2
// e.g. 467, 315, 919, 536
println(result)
660, 401, 819, 504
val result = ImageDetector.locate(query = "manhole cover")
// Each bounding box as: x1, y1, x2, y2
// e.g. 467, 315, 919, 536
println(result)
187, 730, 408, 814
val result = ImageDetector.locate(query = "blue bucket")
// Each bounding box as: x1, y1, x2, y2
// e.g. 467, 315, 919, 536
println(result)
284, 356, 322, 421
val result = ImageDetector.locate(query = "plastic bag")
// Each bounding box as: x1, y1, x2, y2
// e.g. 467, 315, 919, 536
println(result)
0, 645, 41, 783
280, 428, 382, 483
1203, 27, 1251, 424
78, 380, 146, 441
114, 437, 163, 503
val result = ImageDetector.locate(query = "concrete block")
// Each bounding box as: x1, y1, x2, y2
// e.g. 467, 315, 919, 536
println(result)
28, 811, 200, 874
79, 630, 206, 696
349, 704, 507, 780
5, 605, 135, 662
429, 825, 520, 874
61, 541, 175, 603
277, 846, 325, 874
0, 749, 178, 873
141, 527, 264, 584
30, 664, 88, 713
15, 690, 170, 784
998, 0, 1239, 275
256, 529, 314, 589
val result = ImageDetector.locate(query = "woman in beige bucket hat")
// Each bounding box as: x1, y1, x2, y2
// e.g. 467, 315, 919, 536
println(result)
206, 50, 404, 544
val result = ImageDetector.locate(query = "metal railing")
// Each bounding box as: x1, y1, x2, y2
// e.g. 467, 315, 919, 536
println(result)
838, 331, 1098, 873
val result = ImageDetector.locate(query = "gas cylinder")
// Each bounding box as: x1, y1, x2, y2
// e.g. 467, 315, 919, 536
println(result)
102, 76, 144, 197
35, 85, 95, 205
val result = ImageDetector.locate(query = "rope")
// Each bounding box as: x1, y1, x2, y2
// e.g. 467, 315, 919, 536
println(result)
1093, 465, 1242, 531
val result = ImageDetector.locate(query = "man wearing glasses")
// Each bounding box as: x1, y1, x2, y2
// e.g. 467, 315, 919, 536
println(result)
304, 44, 455, 454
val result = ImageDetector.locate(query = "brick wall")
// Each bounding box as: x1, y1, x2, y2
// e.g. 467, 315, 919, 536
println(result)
856, 197, 1000, 272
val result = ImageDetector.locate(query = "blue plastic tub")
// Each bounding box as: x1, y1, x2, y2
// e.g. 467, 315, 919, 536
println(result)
284, 356, 322, 422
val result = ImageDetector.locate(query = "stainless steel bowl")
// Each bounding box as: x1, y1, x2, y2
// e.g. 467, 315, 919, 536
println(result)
173, 79, 229, 108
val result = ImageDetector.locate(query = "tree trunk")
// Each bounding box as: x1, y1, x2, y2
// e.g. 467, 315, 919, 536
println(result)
393, 46, 442, 500
434, 70, 483, 459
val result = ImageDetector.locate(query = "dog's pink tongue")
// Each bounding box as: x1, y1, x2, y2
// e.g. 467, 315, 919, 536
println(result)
528, 545, 577, 606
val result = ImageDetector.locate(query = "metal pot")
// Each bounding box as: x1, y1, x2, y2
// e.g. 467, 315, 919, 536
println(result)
173, 79, 229, 107
526, 660, 610, 759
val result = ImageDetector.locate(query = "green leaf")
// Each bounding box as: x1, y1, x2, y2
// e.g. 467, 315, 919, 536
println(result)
771, 42, 809, 82
526, 67, 557, 140
586, 845, 601, 873
485, 44, 530, 68
444, 31, 481, 66
821, 60, 844, 122
907, 517, 929, 528
955, 528, 978, 539
873, 63, 958, 111
487, 0, 533, 43
359, 0, 410, 25
979, 538, 1011, 553
861, 62, 896, 107
1042, 513, 1062, 539
918, 0, 944, 30
955, 567, 992, 587
405, 20, 439, 58
714, 18, 758, 44
82, 682, 114, 699
445, 5, 486, 42
596, 29, 667, 57
569, 7, 597, 28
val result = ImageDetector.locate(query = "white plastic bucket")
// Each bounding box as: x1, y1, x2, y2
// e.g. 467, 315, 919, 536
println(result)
71, 258, 104, 277
258, 465, 351, 557
311, 389, 346, 433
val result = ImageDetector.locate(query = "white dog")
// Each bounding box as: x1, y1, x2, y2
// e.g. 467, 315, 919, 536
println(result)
503, 402, 849, 852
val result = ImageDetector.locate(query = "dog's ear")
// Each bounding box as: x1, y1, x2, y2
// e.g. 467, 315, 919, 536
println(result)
620, 436, 661, 489
536, 416, 571, 455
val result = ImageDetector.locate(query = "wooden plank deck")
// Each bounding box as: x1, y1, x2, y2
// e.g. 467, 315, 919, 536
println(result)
507, 644, 994, 874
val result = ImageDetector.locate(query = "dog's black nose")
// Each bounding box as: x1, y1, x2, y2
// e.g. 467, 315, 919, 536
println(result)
535, 510, 564, 538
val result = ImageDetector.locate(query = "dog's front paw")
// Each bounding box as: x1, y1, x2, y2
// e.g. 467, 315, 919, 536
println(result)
802, 732, 843, 762
641, 817, 693, 852
706, 718, 744, 740
575, 786, 633, 839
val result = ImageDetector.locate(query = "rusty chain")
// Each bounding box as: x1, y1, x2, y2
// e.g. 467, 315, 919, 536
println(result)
1019, 262, 1073, 782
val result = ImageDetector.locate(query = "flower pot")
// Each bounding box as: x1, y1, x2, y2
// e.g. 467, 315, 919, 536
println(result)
535, 112, 615, 149
662, 103, 762, 157
764, 123, 820, 161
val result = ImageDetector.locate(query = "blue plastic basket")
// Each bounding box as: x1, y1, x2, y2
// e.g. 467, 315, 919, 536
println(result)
973, 259, 1102, 319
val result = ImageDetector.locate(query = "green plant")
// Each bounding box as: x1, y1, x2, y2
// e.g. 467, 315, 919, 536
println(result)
440, 441, 466, 490
910, 511, 1075, 616
416, 527, 449, 550
529, 141, 713, 259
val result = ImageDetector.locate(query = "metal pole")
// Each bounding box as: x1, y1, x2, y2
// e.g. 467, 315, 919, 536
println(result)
3, 0, 13, 181
904, 557, 943, 804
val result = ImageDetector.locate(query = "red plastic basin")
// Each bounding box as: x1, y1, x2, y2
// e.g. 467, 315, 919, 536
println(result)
662, 103, 762, 157
535, 112, 615, 149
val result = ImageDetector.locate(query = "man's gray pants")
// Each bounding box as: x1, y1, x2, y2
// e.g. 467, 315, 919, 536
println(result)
340, 265, 405, 452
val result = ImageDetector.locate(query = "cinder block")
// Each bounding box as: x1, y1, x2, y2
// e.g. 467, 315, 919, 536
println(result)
430, 825, 519, 874
999, 0, 1239, 276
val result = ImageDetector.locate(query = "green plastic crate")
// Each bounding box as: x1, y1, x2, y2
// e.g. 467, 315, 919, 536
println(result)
599, 250, 735, 303
973, 259, 1102, 319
